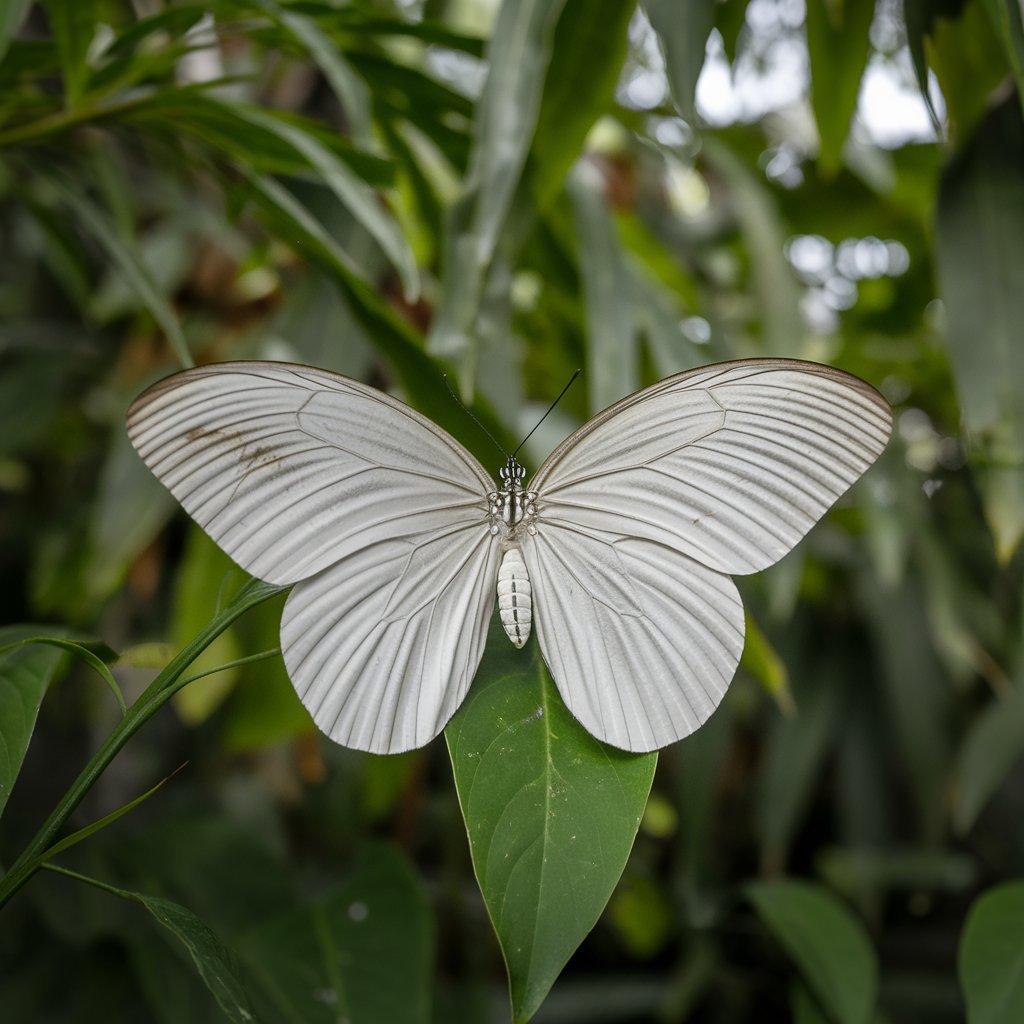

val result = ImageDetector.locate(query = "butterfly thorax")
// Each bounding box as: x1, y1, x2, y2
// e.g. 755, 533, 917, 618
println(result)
488, 457, 537, 648
487, 457, 538, 540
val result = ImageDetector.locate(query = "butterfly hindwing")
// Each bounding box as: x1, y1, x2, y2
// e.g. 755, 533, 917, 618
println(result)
521, 522, 744, 752
282, 527, 500, 753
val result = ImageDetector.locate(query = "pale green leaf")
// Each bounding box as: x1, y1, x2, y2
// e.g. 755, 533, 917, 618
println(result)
567, 161, 637, 413
428, 0, 567, 360
645, 0, 715, 120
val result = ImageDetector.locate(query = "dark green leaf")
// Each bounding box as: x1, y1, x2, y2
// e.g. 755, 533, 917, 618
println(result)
646, 0, 716, 120
45, 865, 256, 1024
446, 618, 657, 1022
747, 880, 879, 1024
0, 626, 68, 819
953, 683, 1024, 835
806, 0, 876, 176
959, 882, 1024, 1023
980, 0, 1024, 108
45, 178, 192, 367
241, 845, 432, 1024
42, 0, 96, 107
530, 0, 635, 205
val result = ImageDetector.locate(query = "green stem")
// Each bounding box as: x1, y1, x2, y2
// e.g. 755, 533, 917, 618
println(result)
0, 578, 285, 910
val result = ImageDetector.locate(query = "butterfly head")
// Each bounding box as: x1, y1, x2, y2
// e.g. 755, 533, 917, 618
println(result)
499, 457, 527, 491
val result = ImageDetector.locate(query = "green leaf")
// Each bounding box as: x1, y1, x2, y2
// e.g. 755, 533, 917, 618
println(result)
567, 161, 637, 413
46, 178, 192, 368
428, 0, 567, 361
928, 0, 1011, 144
901, 0, 944, 132
42, 0, 96, 107
959, 881, 1024, 1023
980, 0, 1024, 109
86, 425, 179, 603
935, 96, 1024, 560
0, 636, 124, 715
740, 612, 794, 716
700, 136, 804, 356
44, 864, 256, 1023
529, 0, 635, 205
170, 527, 243, 726
953, 684, 1024, 835
36, 766, 183, 865
446, 618, 657, 1023
645, 0, 716, 121
248, 0, 372, 147
0, 0, 32, 65
0, 626, 68, 819
755, 651, 842, 873
747, 880, 879, 1024
228, 105, 418, 300
241, 845, 433, 1024
805, 0, 876, 176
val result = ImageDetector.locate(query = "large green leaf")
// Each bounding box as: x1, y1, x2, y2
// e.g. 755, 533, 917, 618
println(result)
241, 845, 433, 1024
806, 0, 876, 176
959, 881, 1024, 1023
747, 880, 879, 1024
0, 627, 68, 819
446, 618, 657, 1023
935, 96, 1024, 560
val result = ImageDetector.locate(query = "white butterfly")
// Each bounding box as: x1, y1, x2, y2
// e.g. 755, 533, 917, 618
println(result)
127, 359, 891, 755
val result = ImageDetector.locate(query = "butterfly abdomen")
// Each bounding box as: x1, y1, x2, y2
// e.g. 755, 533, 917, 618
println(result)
497, 547, 531, 649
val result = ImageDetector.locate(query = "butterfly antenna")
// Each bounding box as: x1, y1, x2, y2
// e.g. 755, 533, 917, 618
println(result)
443, 374, 509, 459
512, 369, 582, 460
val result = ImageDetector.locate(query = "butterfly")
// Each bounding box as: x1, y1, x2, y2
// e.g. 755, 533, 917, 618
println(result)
127, 358, 891, 755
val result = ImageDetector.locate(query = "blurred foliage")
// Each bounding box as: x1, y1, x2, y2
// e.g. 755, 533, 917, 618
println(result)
1, 0, 1024, 1021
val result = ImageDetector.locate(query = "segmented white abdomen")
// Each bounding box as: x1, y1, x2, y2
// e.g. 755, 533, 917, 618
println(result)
497, 547, 532, 649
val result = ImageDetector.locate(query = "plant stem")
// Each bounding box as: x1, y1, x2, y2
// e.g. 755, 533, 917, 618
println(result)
0, 579, 285, 910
